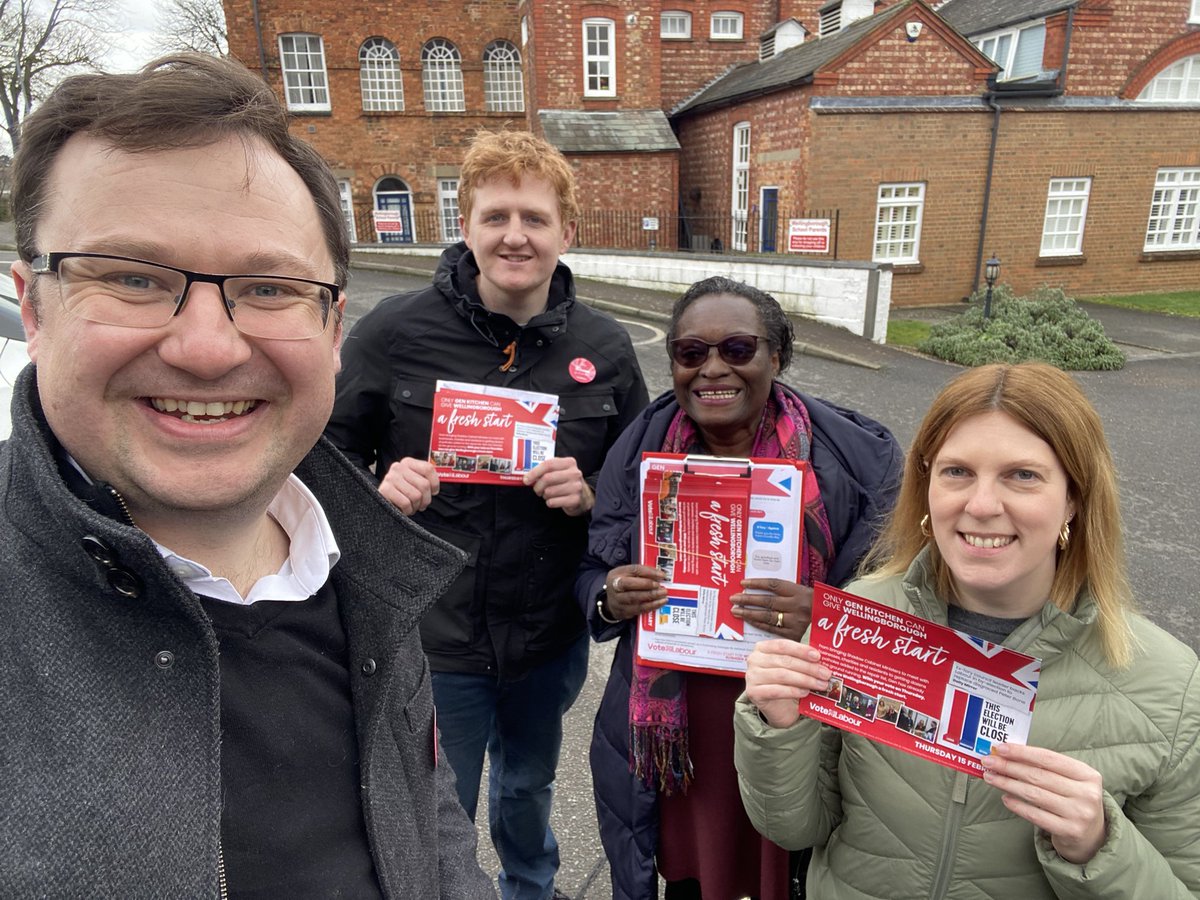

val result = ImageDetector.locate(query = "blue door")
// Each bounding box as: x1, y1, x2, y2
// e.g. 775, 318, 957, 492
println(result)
374, 178, 414, 244
760, 188, 779, 253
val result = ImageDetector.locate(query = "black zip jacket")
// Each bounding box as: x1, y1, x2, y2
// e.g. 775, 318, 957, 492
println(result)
325, 243, 648, 678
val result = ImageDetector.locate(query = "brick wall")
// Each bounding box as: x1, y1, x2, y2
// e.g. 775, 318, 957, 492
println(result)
658, 2, 780, 110
569, 151, 680, 248
1058, 0, 1200, 97
808, 106, 1200, 306
225, 0, 528, 240
828, 18, 984, 93
528, 0, 663, 109
677, 93, 812, 251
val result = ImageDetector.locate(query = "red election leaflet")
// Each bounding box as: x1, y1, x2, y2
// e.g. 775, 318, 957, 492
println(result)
635, 453, 804, 677
428, 380, 558, 486
799, 582, 1041, 777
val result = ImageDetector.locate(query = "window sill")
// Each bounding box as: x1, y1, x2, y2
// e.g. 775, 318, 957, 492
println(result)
1141, 248, 1200, 262
887, 262, 925, 275
1036, 254, 1086, 267
287, 109, 332, 116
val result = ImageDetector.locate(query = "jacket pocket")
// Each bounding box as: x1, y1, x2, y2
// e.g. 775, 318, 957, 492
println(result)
557, 389, 619, 475
415, 521, 481, 654
390, 378, 436, 461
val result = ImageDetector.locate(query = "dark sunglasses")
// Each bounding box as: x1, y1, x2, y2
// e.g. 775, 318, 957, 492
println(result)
669, 334, 767, 368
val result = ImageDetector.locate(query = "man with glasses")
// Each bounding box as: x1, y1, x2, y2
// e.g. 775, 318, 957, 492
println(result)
1, 54, 494, 898
326, 130, 648, 900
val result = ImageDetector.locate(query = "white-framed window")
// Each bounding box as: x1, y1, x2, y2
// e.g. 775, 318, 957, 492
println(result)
1137, 54, 1200, 102
359, 37, 403, 112
661, 11, 692, 39
711, 11, 744, 40
1144, 168, 1200, 251
974, 22, 1046, 82
873, 183, 925, 263
1040, 178, 1091, 256
1191, 0, 1200, 23
583, 18, 616, 97
279, 34, 330, 112
731, 122, 750, 251
484, 40, 524, 112
338, 180, 358, 244
422, 39, 465, 112
439, 178, 462, 242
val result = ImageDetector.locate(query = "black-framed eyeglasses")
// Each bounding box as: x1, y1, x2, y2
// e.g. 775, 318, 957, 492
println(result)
30, 252, 339, 341
668, 334, 768, 368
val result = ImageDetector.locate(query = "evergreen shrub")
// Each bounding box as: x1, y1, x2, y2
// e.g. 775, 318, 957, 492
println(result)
916, 285, 1125, 370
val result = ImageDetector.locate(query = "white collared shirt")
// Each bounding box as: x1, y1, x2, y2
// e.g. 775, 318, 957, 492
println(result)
155, 474, 341, 605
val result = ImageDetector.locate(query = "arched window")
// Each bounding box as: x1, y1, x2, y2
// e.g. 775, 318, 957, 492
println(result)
422, 38, 465, 112
1137, 54, 1200, 102
484, 40, 524, 112
360, 38, 403, 112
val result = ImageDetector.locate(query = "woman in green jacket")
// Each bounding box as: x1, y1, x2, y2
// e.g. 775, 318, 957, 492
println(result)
734, 362, 1199, 899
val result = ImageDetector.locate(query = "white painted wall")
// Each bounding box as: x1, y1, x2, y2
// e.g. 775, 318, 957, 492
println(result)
562, 249, 891, 342
354, 246, 892, 343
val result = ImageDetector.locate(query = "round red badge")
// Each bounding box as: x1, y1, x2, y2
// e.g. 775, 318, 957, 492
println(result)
568, 357, 597, 384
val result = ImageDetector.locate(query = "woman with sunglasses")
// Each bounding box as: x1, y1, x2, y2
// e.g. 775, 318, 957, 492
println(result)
576, 276, 903, 899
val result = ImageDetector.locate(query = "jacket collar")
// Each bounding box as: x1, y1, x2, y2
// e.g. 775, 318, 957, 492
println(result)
900, 545, 1096, 664
434, 241, 576, 351
2, 366, 464, 631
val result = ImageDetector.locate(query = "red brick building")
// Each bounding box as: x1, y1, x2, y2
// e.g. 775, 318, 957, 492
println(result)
223, 0, 1200, 305
672, 0, 1200, 304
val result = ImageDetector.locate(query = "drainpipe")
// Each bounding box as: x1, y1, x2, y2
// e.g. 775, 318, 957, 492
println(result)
1058, 6, 1076, 93
970, 6, 1076, 295
971, 93, 1002, 297
252, 0, 269, 83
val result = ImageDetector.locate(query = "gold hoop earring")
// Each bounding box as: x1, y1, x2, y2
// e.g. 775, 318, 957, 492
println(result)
920, 514, 931, 538
1058, 520, 1071, 550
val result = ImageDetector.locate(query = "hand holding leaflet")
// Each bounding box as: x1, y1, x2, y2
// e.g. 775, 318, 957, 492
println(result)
731, 579, 815, 643
744, 640, 832, 729
798, 582, 1041, 777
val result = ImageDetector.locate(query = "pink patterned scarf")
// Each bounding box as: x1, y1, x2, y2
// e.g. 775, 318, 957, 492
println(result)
629, 382, 835, 794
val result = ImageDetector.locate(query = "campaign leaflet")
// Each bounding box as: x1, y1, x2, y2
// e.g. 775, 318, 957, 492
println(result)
799, 583, 1041, 777
635, 453, 804, 677
428, 381, 558, 486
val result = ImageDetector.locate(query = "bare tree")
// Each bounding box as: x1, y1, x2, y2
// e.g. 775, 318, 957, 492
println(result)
156, 0, 226, 57
0, 0, 112, 153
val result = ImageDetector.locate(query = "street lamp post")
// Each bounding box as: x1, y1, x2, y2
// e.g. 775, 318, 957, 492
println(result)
983, 256, 1001, 321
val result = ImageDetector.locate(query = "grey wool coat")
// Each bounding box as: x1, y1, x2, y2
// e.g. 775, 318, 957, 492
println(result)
0, 367, 497, 900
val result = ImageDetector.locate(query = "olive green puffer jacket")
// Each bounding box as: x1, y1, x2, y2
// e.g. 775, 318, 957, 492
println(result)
734, 551, 1199, 900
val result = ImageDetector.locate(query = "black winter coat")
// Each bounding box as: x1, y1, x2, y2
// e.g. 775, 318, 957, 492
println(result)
326, 243, 648, 678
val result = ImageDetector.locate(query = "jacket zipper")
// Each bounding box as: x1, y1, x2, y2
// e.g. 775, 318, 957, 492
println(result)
218, 838, 228, 900
103, 483, 137, 527
929, 772, 970, 900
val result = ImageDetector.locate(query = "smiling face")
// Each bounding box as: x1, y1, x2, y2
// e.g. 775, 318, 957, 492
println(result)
927, 410, 1075, 617
670, 293, 779, 456
13, 133, 344, 539
460, 173, 576, 323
